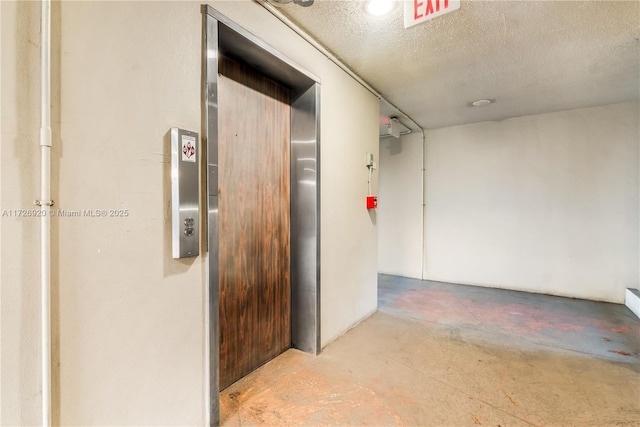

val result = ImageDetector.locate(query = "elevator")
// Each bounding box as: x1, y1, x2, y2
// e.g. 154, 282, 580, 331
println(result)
202, 6, 321, 425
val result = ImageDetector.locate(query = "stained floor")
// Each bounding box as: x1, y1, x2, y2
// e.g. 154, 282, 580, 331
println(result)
220, 275, 640, 426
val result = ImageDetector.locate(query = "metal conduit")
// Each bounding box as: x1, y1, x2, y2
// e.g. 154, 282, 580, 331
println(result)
38, 0, 53, 425
253, 0, 424, 132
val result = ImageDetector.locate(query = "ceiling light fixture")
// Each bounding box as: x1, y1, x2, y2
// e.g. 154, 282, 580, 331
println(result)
294, 0, 314, 7
268, 0, 314, 7
365, 0, 394, 16
471, 99, 493, 107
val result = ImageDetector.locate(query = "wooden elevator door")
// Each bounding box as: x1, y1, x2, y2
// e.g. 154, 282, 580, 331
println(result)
218, 56, 291, 389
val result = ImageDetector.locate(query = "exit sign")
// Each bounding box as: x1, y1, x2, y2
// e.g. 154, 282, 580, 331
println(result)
404, 0, 460, 28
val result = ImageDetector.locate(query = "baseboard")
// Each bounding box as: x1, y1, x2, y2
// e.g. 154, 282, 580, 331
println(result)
320, 308, 377, 350
625, 288, 640, 319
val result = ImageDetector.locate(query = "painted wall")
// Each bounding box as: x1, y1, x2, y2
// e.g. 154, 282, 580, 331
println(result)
378, 102, 638, 303
0, 0, 378, 424
1, 2, 44, 425
378, 132, 423, 279
423, 102, 639, 303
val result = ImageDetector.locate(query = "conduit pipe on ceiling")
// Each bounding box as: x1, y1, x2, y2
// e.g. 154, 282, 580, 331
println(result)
38, 0, 53, 425
254, 0, 423, 131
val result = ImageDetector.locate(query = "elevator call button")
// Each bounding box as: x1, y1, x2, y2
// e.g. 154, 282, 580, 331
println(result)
171, 128, 200, 258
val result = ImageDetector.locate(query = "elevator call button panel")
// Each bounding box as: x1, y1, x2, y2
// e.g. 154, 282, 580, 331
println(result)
171, 127, 200, 258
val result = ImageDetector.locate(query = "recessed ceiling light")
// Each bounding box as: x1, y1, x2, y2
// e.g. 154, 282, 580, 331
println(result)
365, 0, 394, 16
471, 99, 493, 107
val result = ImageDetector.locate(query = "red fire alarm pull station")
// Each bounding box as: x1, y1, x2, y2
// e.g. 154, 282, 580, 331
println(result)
366, 152, 378, 209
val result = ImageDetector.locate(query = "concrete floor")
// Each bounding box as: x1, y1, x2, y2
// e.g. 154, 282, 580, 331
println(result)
220, 275, 640, 426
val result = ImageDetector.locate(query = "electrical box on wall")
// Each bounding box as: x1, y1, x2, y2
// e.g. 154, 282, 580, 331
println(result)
365, 152, 374, 167
387, 118, 401, 138
171, 128, 200, 258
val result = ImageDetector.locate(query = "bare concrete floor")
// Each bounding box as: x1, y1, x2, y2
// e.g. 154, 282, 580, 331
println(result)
220, 276, 640, 426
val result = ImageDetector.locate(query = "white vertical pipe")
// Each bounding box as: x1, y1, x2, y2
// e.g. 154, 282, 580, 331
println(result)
40, 0, 52, 425
420, 129, 426, 280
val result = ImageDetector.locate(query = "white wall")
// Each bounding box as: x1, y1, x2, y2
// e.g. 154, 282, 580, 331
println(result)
1, 2, 44, 424
1, 1, 378, 424
378, 132, 423, 279
318, 62, 379, 345
424, 102, 639, 303
378, 102, 639, 303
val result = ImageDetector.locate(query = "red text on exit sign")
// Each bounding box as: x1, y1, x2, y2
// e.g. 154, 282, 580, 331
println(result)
404, 0, 461, 28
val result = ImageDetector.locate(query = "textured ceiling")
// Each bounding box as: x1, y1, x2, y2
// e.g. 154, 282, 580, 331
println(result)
275, 0, 640, 130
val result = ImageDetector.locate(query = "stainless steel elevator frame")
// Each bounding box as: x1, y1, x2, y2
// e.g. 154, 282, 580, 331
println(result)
202, 6, 321, 425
